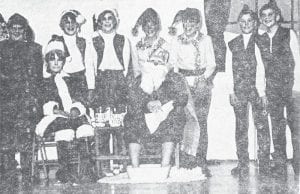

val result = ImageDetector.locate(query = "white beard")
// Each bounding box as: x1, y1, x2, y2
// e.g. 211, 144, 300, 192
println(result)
140, 65, 167, 94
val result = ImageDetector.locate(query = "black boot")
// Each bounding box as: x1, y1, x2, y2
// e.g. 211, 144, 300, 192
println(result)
271, 152, 287, 180
196, 154, 212, 177
231, 152, 249, 180
66, 140, 80, 184
77, 137, 97, 183
56, 141, 70, 184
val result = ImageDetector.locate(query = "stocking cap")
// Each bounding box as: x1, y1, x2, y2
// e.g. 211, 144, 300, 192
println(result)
60, 10, 86, 32
44, 37, 66, 55
7, 13, 28, 28
238, 4, 258, 22
168, 8, 202, 36
131, 8, 161, 37
43, 35, 69, 78
93, 8, 119, 31
0, 13, 5, 24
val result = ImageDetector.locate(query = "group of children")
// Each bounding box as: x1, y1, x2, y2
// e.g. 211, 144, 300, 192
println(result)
228, 1, 299, 180
0, 0, 299, 186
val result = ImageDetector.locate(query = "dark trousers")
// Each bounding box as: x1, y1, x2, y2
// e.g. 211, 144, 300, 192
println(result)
287, 92, 300, 176
56, 140, 79, 183
92, 70, 128, 109
190, 80, 213, 165
56, 138, 96, 183
232, 92, 270, 168
266, 83, 293, 168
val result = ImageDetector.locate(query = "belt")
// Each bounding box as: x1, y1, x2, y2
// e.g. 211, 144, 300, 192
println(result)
178, 68, 205, 76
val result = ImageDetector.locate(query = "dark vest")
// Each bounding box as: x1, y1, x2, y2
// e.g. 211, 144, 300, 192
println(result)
52, 35, 86, 65
228, 34, 257, 95
256, 27, 295, 86
76, 36, 86, 63
92, 33, 125, 69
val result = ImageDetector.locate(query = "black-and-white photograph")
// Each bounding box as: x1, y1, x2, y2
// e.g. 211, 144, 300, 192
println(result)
0, 0, 299, 193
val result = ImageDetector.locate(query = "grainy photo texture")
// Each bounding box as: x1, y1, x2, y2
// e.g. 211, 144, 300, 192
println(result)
0, 0, 299, 193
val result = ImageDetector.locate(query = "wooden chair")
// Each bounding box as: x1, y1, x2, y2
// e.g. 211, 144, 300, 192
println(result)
31, 134, 82, 185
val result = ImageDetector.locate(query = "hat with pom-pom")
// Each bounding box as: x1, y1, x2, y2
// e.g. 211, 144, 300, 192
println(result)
131, 8, 161, 37
168, 8, 202, 36
60, 10, 86, 32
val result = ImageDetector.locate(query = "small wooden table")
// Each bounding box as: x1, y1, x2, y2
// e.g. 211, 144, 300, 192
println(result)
94, 126, 128, 176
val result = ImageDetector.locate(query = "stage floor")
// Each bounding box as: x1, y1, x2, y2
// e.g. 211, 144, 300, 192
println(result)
1, 161, 299, 194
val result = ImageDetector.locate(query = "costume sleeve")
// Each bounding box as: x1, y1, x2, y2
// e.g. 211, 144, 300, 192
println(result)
290, 30, 300, 92
27, 43, 44, 121
123, 37, 131, 77
131, 43, 141, 77
203, 35, 217, 79
70, 102, 86, 116
168, 38, 180, 73
28, 43, 43, 101
85, 37, 97, 90
227, 40, 234, 95
255, 44, 266, 97
43, 101, 59, 116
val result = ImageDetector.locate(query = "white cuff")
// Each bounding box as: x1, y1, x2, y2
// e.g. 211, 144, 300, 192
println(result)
76, 124, 94, 138
54, 129, 75, 142
43, 101, 59, 116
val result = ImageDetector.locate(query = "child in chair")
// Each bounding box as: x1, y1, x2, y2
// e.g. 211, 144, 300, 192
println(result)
36, 37, 95, 184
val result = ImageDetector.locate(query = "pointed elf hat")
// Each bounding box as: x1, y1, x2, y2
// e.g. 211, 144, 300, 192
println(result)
237, 4, 258, 21
168, 7, 202, 36
131, 8, 161, 37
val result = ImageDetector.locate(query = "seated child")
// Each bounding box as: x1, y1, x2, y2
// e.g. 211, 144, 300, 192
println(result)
36, 37, 95, 184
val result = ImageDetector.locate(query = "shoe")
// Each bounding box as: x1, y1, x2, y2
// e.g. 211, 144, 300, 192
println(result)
271, 164, 287, 180
231, 166, 240, 177
231, 165, 249, 179
53, 180, 63, 186
102, 170, 114, 177
202, 166, 212, 177
239, 166, 249, 180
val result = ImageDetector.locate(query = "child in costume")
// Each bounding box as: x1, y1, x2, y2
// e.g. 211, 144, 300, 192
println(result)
256, 0, 300, 179
125, 8, 189, 168
36, 37, 95, 184
228, 5, 270, 179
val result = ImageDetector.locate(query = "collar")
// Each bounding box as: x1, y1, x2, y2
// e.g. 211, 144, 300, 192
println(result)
267, 25, 279, 38
57, 70, 70, 78
258, 25, 279, 37
178, 31, 202, 46
63, 34, 76, 42
98, 29, 116, 38
242, 33, 252, 39
137, 36, 163, 50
